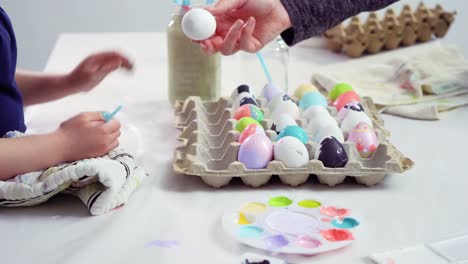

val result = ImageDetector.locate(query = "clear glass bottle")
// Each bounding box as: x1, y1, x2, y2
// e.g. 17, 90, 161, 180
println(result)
240, 36, 289, 94
167, 2, 221, 105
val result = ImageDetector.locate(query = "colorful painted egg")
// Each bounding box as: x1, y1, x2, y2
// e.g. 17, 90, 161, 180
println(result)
315, 137, 348, 168
236, 117, 262, 133
261, 82, 283, 102
268, 93, 293, 112
301, 106, 331, 122
347, 122, 379, 158
299, 92, 328, 110
239, 123, 265, 144
340, 111, 373, 138
234, 104, 264, 122
312, 125, 344, 144
337, 102, 365, 125
231, 84, 255, 101
277, 125, 309, 144
238, 133, 273, 169
294, 84, 318, 100
274, 136, 309, 168
333, 91, 360, 111
329, 83, 354, 101
271, 114, 297, 134
271, 101, 300, 121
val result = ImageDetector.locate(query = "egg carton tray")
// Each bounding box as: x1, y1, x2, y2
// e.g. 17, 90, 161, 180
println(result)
173, 96, 414, 188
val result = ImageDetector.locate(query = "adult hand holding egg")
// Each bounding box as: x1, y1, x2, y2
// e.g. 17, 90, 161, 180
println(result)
199, 0, 292, 55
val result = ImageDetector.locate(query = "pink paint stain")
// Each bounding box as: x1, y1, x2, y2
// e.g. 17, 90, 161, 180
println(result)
320, 229, 354, 242
320, 206, 350, 218
321, 218, 332, 223
111, 204, 125, 212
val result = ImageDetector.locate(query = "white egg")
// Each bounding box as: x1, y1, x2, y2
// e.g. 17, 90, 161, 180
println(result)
312, 124, 345, 143
301, 105, 332, 122
337, 102, 365, 125
305, 112, 337, 136
271, 101, 300, 121
271, 114, 297, 133
268, 93, 292, 112
182, 8, 217, 41
274, 136, 309, 168
340, 111, 373, 138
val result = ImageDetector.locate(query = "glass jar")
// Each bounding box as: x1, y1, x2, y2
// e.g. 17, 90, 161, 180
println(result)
239, 36, 290, 94
167, 5, 221, 105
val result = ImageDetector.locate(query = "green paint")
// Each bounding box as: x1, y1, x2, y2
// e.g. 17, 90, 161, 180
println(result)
298, 200, 322, 208
330, 83, 353, 101
268, 196, 293, 207
236, 117, 262, 133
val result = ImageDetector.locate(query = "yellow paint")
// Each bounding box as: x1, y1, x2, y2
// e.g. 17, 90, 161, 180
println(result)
238, 212, 251, 225
242, 202, 267, 214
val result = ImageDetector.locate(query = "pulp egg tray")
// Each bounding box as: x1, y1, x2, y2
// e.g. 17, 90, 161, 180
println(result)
173, 96, 414, 188
223, 196, 359, 255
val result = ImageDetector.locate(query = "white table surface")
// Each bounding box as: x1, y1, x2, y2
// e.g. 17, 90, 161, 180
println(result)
1, 32, 468, 264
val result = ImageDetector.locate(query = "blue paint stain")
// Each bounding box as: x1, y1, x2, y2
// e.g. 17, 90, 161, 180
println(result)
238, 226, 264, 238
331, 218, 360, 229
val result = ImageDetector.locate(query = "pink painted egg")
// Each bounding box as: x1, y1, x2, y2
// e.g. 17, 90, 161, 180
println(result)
347, 122, 379, 158
239, 124, 265, 144
238, 133, 273, 169
333, 91, 361, 111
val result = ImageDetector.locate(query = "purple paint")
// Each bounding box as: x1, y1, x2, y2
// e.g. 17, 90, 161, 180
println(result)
264, 235, 289, 250
146, 240, 180, 248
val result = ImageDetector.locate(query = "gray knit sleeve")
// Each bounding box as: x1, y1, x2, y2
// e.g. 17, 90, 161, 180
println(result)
280, 0, 399, 45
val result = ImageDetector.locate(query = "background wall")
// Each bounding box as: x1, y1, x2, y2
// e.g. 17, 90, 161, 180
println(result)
1, 0, 466, 70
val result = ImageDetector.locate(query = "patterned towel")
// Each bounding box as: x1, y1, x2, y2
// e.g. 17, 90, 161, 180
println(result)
0, 132, 147, 215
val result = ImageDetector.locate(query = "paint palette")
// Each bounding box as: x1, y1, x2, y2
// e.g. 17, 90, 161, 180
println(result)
222, 196, 360, 255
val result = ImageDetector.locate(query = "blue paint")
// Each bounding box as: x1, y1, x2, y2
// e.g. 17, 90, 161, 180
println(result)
331, 218, 360, 229
276, 125, 309, 144
238, 226, 265, 238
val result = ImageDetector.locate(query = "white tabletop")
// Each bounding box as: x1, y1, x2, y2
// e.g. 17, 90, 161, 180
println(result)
1, 33, 468, 264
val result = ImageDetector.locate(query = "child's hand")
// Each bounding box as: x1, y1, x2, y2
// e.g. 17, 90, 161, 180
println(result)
56, 112, 121, 161
67, 51, 133, 93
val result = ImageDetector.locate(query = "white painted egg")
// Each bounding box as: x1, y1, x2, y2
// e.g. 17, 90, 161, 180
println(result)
340, 111, 373, 138
182, 8, 217, 41
274, 136, 309, 168
305, 112, 337, 136
271, 114, 297, 134
271, 101, 300, 121
337, 102, 365, 125
301, 105, 331, 122
312, 124, 345, 143
261, 82, 283, 101
230, 84, 255, 101
268, 93, 292, 112
233, 92, 258, 111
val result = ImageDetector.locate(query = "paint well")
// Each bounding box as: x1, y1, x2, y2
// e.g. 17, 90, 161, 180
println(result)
268, 196, 293, 207
298, 200, 322, 208
238, 226, 264, 238
265, 210, 321, 236
331, 218, 360, 229
242, 202, 267, 214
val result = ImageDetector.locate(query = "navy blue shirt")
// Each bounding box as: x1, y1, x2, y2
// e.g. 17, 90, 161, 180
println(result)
0, 7, 26, 136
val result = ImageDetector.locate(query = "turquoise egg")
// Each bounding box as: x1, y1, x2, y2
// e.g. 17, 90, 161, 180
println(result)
299, 92, 328, 110
276, 126, 309, 144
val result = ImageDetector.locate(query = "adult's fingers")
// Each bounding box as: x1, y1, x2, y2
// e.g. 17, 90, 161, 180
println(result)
80, 112, 106, 122
220, 20, 244, 55
102, 119, 121, 133
239, 17, 263, 53
205, 0, 247, 16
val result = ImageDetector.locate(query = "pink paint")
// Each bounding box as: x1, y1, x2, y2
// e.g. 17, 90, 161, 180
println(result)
296, 236, 322, 249
320, 229, 354, 242
321, 218, 331, 223
320, 206, 350, 218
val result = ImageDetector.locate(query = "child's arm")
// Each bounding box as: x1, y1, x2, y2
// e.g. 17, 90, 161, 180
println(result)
0, 112, 121, 181
16, 51, 133, 106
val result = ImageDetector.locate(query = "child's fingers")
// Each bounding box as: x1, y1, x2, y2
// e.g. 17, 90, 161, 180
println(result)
239, 17, 262, 53
102, 119, 121, 133
81, 112, 106, 122
107, 140, 120, 152
108, 130, 122, 143
220, 19, 244, 55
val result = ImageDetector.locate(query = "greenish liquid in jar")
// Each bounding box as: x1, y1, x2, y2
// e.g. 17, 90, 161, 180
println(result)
167, 11, 221, 105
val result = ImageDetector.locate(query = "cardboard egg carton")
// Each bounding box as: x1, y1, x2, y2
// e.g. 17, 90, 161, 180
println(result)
173, 96, 413, 188
324, 3, 456, 57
